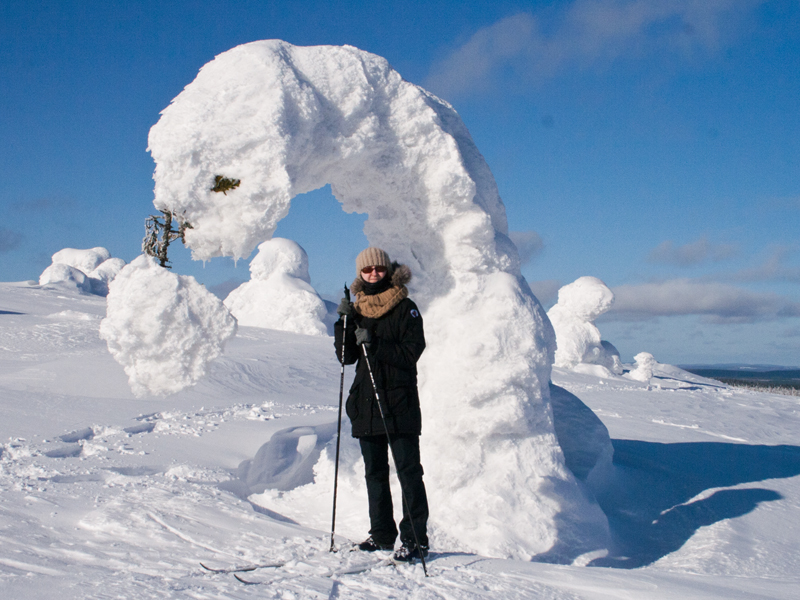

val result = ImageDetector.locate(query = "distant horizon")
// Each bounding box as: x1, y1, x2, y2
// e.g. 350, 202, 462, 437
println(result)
678, 363, 800, 370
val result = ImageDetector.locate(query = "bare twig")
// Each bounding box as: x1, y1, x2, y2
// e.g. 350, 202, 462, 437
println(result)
141, 209, 192, 268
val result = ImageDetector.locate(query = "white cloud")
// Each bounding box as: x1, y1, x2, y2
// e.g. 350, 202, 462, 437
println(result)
510, 230, 545, 265
426, 13, 538, 96
732, 247, 800, 284
648, 237, 737, 266
605, 278, 800, 323
425, 0, 764, 98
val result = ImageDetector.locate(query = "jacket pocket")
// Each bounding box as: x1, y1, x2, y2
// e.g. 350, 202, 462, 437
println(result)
345, 392, 359, 420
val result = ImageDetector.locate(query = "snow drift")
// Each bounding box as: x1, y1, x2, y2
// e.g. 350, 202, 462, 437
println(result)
99, 255, 237, 397
39, 247, 126, 296
147, 40, 608, 560
548, 276, 623, 376
224, 238, 327, 336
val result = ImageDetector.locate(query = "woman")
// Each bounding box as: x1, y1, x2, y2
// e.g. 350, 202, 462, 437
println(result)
334, 247, 429, 562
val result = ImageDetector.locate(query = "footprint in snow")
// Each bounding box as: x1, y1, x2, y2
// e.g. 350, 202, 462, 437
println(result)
108, 466, 162, 477
59, 427, 94, 443
45, 444, 83, 458
124, 422, 156, 435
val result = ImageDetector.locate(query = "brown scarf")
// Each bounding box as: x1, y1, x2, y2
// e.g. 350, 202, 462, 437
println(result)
355, 285, 409, 318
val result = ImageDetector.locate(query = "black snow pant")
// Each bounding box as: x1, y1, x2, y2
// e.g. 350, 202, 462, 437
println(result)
359, 434, 429, 548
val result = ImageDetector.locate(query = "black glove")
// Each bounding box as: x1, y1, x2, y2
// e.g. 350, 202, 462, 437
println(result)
355, 327, 372, 346
337, 297, 353, 317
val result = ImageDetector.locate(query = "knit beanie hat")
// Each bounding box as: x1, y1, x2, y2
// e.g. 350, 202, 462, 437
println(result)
356, 247, 392, 276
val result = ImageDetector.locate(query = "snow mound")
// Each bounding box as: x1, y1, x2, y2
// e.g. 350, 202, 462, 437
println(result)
627, 352, 657, 383
224, 238, 327, 335
52, 247, 110, 274
548, 277, 622, 375
39, 247, 126, 296
87, 257, 127, 296
99, 255, 238, 397
39, 263, 91, 293
249, 428, 372, 540
237, 424, 337, 493
147, 40, 608, 560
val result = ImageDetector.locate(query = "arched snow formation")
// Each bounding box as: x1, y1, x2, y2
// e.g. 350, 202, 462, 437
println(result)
148, 40, 608, 560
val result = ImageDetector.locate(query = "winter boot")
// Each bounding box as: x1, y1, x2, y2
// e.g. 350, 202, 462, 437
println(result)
393, 540, 429, 562
358, 536, 394, 552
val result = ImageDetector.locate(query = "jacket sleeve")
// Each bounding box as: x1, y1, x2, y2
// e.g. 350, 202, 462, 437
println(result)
334, 315, 359, 365
371, 301, 426, 371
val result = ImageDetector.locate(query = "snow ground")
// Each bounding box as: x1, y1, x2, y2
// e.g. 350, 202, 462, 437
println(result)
1, 281, 798, 599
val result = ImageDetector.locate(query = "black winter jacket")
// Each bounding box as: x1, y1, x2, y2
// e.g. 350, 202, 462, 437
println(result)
334, 297, 426, 437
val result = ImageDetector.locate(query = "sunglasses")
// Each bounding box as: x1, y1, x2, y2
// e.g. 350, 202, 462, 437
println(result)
361, 266, 388, 275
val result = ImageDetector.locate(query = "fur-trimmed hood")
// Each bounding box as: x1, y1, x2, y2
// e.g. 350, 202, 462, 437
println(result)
350, 262, 411, 296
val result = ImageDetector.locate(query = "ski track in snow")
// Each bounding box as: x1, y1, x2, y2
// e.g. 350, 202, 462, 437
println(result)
1, 282, 799, 599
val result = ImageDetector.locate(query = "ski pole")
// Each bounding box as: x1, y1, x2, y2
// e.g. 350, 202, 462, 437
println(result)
329, 284, 350, 552
361, 343, 429, 577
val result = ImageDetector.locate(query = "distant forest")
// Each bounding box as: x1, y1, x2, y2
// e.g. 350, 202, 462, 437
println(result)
684, 368, 800, 395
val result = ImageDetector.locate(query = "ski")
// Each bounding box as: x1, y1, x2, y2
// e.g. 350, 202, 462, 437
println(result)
333, 556, 396, 576
233, 573, 262, 585
200, 542, 357, 575
232, 556, 396, 585
200, 561, 284, 574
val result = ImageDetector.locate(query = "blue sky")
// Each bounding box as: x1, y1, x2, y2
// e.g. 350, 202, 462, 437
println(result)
1, 0, 798, 366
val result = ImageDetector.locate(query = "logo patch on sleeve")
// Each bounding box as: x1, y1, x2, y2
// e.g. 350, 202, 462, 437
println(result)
410, 309, 420, 318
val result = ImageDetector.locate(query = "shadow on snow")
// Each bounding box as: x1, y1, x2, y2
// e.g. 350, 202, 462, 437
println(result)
590, 440, 800, 568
